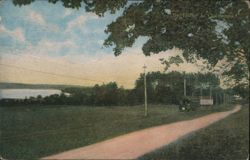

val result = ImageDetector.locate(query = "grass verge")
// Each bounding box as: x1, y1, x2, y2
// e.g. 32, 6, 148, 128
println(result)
140, 104, 249, 160
0, 104, 234, 159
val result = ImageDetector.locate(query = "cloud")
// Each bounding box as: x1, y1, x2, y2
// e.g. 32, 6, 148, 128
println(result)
66, 13, 98, 31
26, 10, 59, 32
63, 9, 73, 17
0, 25, 26, 42
28, 10, 46, 26
67, 15, 87, 30
23, 38, 77, 56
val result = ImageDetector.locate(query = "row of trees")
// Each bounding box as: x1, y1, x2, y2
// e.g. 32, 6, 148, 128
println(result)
131, 71, 221, 104
1, 71, 239, 106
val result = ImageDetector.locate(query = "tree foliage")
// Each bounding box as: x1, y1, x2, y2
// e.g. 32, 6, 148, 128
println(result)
133, 71, 221, 104
160, 55, 184, 71
12, 0, 127, 13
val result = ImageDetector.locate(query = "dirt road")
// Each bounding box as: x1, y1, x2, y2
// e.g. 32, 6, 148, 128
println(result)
43, 105, 241, 160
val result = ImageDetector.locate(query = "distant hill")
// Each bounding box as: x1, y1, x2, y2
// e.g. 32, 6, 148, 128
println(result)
0, 82, 86, 89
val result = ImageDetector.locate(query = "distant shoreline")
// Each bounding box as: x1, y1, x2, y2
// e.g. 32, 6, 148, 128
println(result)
0, 89, 63, 99
0, 82, 86, 89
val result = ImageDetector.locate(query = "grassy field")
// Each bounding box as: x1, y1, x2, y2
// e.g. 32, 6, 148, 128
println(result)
0, 104, 234, 159
140, 104, 249, 160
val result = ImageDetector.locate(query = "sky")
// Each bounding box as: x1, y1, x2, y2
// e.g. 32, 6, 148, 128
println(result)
0, 0, 202, 88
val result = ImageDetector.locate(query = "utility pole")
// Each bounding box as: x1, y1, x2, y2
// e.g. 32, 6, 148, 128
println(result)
200, 85, 203, 106
215, 92, 218, 105
223, 93, 227, 104
209, 85, 212, 99
200, 85, 203, 99
184, 76, 186, 97
143, 64, 148, 117
223, 92, 226, 104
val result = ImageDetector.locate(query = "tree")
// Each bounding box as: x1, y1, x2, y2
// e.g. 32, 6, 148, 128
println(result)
11, 0, 250, 88
133, 71, 221, 105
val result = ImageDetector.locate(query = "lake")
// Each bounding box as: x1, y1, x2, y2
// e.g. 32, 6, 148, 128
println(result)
0, 89, 62, 99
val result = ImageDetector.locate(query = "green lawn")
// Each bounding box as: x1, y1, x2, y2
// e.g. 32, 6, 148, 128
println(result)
140, 104, 249, 160
0, 104, 234, 159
